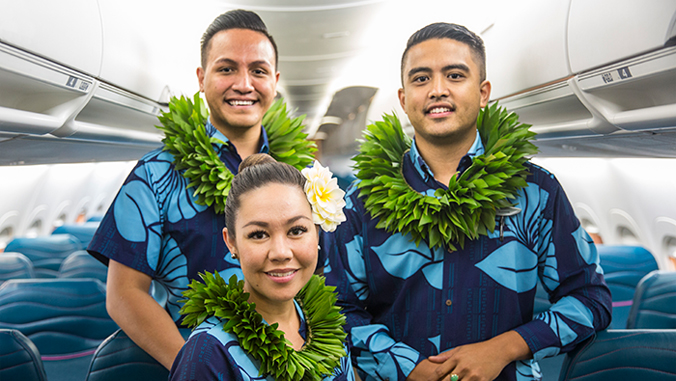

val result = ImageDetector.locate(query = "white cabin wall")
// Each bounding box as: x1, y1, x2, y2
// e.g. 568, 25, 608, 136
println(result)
0, 161, 135, 250
533, 157, 676, 270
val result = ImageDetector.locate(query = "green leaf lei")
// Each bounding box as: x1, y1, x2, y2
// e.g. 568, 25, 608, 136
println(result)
180, 273, 347, 381
353, 103, 538, 250
156, 92, 317, 214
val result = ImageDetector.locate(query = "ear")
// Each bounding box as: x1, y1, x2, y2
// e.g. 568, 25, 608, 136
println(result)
479, 80, 492, 108
398, 87, 406, 111
223, 227, 237, 255
275, 71, 280, 85
197, 67, 205, 93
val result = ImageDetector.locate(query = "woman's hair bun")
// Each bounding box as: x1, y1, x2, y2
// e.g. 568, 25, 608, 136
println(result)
238, 153, 277, 172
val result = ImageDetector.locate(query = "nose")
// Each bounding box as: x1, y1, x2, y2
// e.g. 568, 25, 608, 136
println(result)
429, 75, 449, 99
232, 72, 254, 93
268, 235, 293, 262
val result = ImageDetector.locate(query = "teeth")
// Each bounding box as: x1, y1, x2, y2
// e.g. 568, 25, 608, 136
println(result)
429, 107, 451, 114
229, 100, 254, 106
268, 270, 295, 277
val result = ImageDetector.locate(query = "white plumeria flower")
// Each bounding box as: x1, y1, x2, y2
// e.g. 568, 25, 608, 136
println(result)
301, 160, 347, 232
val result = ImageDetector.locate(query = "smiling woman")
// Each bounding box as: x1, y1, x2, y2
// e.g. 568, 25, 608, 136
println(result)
170, 153, 353, 381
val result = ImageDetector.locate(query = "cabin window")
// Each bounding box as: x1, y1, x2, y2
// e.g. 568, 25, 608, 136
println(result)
0, 226, 14, 252
53, 213, 67, 230
581, 218, 603, 244
26, 219, 42, 238
617, 226, 641, 246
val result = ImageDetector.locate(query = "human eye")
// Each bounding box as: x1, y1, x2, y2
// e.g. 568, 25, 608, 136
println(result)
252, 67, 268, 76
412, 75, 428, 84
247, 229, 268, 240
218, 66, 233, 73
448, 72, 464, 80
288, 225, 308, 237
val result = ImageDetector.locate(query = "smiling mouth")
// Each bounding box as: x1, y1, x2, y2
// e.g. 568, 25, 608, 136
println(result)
266, 270, 297, 277
428, 107, 452, 114
228, 100, 255, 106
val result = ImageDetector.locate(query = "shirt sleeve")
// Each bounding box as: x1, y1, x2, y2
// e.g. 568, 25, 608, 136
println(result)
513, 174, 612, 362
87, 157, 163, 277
324, 184, 423, 381
169, 332, 239, 381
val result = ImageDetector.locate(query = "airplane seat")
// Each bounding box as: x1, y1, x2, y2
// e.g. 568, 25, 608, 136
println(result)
596, 245, 659, 329
59, 250, 108, 283
52, 222, 100, 250
0, 252, 35, 284
626, 270, 676, 329
558, 329, 676, 381
85, 328, 192, 381
87, 216, 104, 223
0, 278, 119, 381
4, 234, 82, 278
0, 329, 48, 381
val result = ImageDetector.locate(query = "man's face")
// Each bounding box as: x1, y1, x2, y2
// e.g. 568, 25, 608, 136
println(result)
197, 28, 279, 134
398, 38, 490, 145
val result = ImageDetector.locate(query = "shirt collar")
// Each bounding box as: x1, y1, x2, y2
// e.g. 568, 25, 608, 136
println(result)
205, 119, 270, 154
409, 129, 485, 181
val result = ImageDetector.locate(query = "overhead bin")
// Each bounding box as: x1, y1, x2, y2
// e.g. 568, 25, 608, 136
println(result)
0, 0, 103, 77
484, 0, 676, 143
0, 1, 173, 163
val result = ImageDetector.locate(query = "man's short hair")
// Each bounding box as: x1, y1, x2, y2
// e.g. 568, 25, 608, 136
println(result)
200, 9, 279, 69
401, 22, 486, 85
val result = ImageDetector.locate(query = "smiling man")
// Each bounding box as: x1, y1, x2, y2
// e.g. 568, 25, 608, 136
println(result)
325, 23, 612, 381
87, 10, 312, 370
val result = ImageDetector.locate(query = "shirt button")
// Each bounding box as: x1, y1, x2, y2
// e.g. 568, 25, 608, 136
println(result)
445, 299, 452, 306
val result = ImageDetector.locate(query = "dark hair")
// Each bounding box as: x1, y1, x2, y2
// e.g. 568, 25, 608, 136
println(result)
400, 22, 486, 85
200, 9, 279, 69
225, 154, 306, 235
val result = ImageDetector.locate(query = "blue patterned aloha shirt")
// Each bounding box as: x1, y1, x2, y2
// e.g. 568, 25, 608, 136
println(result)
88, 120, 268, 323
324, 131, 612, 381
169, 299, 355, 381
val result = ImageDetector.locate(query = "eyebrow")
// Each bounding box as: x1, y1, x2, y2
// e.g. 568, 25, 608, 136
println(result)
406, 63, 471, 79
242, 215, 311, 229
213, 58, 272, 68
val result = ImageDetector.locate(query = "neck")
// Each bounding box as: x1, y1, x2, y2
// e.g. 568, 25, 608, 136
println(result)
213, 119, 262, 160
415, 129, 477, 186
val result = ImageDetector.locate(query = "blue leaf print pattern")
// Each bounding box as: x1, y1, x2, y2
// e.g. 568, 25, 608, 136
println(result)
372, 233, 444, 290
208, 324, 272, 381
352, 325, 419, 379
516, 360, 541, 381
572, 225, 603, 274
155, 236, 189, 321
345, 236, 369, 300
149, 153, 207, 224
533, 296, 594, 362
479, 184, 555, 293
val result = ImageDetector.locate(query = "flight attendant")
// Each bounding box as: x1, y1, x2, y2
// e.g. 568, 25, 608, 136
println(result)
88, 10, 315, 369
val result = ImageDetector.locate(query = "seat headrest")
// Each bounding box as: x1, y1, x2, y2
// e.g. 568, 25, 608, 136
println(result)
0, 329, 47, 381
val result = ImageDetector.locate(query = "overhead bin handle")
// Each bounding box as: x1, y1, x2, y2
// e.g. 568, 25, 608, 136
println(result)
50, 81, 100, 138
568, 77, 621, 135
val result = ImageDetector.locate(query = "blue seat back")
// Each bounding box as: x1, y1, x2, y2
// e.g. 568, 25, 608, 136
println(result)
5, 235, 82, 278
0, 329, 47, 381
52, 222, 100, 250
559, 329, 676, 380
597, 245, 659, 329
0, 279, 119, 381
0, 252, 35, 283
59, 250, 108, 283
85, 328, 192, 381
626, 270, 676, 329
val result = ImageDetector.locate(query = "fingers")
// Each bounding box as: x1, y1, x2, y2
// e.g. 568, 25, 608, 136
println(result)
428, 348, 455, 363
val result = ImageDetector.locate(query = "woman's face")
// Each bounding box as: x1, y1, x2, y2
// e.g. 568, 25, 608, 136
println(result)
223, 182, 318, 308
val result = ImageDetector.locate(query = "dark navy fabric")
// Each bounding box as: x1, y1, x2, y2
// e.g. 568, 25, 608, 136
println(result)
88, 121, 269, 323
170, 300, 354, 381
324, 136, 612, 381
